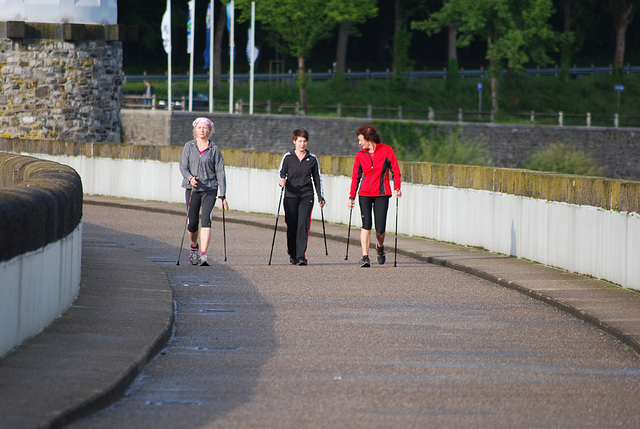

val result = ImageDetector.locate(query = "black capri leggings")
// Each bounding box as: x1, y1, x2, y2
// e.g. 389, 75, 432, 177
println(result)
359, 195, 390, 233
186, 189, 217, 232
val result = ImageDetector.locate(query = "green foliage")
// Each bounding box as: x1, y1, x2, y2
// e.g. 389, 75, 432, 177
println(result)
524, 142, 603, 176
374, 122, 491, 166
126, 71, 640, 117
233, 0, 376, 60
232, 0, 377, 110
412, 0, 563, 113
392, 26, 414, 80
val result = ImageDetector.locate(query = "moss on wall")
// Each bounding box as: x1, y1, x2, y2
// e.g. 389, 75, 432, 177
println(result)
2, 138, 638, 214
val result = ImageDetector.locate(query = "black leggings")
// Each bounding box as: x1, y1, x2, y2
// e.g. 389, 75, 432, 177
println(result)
359, 195, 390, 233
283, 195, 314, 259
186, 189, 217, 233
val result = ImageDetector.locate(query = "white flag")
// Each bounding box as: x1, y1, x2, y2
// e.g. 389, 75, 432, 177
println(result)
246, 28, 259, 65
187, 0, 195, 54
161, 1, 171, 54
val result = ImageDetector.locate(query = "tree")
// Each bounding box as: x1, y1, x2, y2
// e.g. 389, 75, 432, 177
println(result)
413, 0, 561, 115
610, 0, 636, 71
233, 0, 376, 113
335, 22, 352, 75
389, 0, 432, 79
555, 0, 594, 81
213, 0, 227, 90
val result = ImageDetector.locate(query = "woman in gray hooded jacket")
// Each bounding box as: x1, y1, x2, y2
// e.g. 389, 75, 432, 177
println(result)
179, 117, 228, 266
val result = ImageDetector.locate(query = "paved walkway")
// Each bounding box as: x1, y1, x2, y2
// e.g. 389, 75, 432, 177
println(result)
1, 195, 639, 428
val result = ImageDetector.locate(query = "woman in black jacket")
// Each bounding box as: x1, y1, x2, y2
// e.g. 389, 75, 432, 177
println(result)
278, 128, 326, 265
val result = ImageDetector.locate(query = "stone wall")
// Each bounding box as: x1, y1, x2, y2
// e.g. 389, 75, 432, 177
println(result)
121, 110, 640, 181
0, 22, 124, 143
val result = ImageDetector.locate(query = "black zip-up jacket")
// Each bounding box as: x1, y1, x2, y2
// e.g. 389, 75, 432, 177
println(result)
278, 150, 325, 202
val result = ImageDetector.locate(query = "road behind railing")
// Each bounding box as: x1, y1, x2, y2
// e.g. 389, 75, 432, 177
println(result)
124, 64, 640, 82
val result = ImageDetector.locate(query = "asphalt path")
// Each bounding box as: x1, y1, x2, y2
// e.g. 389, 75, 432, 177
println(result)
70, 203, 640, 428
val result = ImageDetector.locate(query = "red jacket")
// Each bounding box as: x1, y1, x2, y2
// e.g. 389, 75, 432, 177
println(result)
349, 143, 401, 199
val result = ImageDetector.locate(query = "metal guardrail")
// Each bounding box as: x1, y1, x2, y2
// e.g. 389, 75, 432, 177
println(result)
124, 65, 640, 82
122, 95, 640, 129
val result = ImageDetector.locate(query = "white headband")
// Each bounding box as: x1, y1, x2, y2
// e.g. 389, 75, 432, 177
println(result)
192, 117, 213, 128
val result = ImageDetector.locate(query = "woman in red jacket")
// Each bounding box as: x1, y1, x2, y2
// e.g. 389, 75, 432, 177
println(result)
348, 123, 402, 267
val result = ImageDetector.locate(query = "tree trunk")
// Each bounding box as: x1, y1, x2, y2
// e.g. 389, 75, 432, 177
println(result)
392, 0, 403, 77
298, 56, 308, 114
613, 2, 634, 69
213, 0, 226, 90
447, 21, 458, 61
563, 0, 571, 31
445, 0, 457, 61
488, 36, 499, 115
335, 21, 351, 74
490, 73, 499, 116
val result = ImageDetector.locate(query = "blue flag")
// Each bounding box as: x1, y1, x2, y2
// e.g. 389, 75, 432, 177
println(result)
204, 1, 212, 70
226, 1, 233, 31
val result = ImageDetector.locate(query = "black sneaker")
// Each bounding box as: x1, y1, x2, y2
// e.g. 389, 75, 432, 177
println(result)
297, 258, 308, 266
289, 256, 298, 265
376, 245, 386, 265
360, 255, 371, 268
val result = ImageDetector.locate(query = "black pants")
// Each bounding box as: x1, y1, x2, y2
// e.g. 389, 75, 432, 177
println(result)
186, 188, 217, 233
283, 195, 314, 260
359, 195, 390, 233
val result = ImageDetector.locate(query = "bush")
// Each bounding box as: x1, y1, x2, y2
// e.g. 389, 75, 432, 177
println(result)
524, 142, 603, 176
376, 122, 490, 166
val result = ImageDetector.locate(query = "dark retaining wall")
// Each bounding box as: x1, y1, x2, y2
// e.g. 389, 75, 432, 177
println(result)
120, 110, 640, 181
0, 152, 83, 263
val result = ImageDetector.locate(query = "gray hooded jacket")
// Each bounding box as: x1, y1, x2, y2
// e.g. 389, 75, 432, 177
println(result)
179, 139, 226, 196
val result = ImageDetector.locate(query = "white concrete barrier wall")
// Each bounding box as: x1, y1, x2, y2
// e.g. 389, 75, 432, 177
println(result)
0, 225, 82, 357
33, 153, 640, 292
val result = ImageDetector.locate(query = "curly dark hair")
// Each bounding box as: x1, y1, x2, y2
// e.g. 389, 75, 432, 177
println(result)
356, 123, 381, 143
292, 128, 309, 141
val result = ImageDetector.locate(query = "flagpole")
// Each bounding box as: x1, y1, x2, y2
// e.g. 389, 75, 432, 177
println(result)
249, 1, 255, 115
209, 0, 214, 113
188, 0, 195, 112
229, 1, 234, 114
167, 0, 172, 112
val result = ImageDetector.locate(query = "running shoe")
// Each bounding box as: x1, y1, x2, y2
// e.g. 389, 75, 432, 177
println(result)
297, 257, 308, 266
189, 246, 199, 265
376, 245, 386, 265
199, 254, 209, 266
290, 256, 298, 265
360, 255, 371, 268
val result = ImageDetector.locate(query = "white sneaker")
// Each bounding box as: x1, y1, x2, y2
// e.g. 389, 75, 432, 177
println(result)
189, 247, 199, 265
199, 254, 209, 266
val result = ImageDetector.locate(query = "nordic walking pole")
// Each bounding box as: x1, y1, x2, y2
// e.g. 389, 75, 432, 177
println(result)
345, 207, 352, 260
321, 205, 328, 256
268, 185, 285, 265
176, 188, 194, 265
394, 195, 399, 267
221, 197, 227, 262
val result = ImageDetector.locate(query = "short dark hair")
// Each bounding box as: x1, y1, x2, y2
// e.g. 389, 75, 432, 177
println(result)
292, 128, 309, 141
356, 123, 380, 143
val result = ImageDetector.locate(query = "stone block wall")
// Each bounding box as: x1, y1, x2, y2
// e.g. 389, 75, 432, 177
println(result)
0, 22, 123, 143
120, 110, 170, 146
